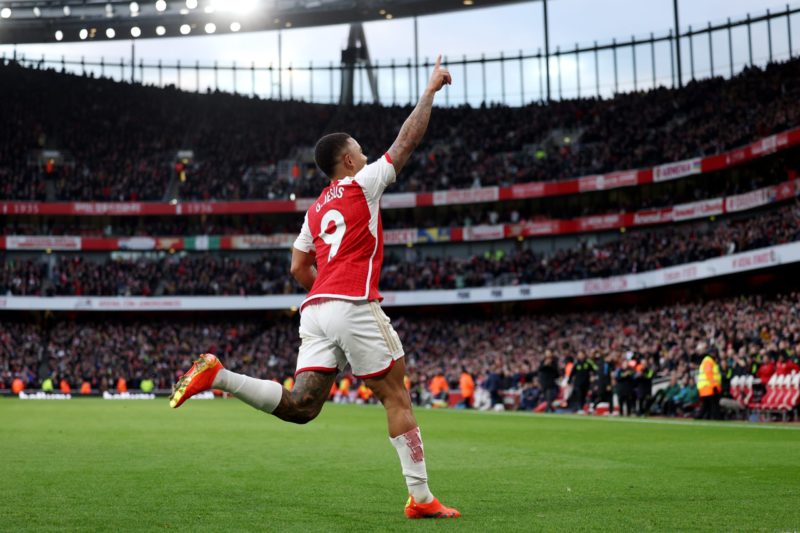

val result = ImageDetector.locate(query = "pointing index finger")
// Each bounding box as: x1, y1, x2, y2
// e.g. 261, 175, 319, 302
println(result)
434, 54, 442, 70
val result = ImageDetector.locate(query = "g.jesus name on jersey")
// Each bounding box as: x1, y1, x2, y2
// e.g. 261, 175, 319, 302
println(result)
293, 153, 396, 309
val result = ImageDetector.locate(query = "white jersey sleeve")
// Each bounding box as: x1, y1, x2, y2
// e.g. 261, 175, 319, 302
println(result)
293, 212, 315, 253
353, 153, 397, 202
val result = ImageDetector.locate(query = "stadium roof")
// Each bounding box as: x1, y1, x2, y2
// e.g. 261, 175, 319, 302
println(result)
0, 0, 535, 45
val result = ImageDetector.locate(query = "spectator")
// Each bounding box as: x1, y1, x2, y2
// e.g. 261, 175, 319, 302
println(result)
538, 351, 560, 413
459, 367, 475, 408
695, 346, 722, 420
568, 350, 595, 412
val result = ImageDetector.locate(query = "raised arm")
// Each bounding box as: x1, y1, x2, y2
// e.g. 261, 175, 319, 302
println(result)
387, 55, 452, 175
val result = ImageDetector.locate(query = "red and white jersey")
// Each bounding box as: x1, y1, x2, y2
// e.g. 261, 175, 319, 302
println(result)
293, 153, 396, 309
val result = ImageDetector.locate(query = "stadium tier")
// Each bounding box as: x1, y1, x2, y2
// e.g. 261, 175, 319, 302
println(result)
2, 58, 800, 202
2, 144, 798, 236
2, 291, 799, 417
2, 203, 799, 296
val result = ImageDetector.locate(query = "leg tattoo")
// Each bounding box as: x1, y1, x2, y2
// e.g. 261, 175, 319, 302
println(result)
272, 370, 336, 424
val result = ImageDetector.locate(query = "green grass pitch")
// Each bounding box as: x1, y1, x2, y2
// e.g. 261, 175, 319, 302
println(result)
1, 399, 799, 532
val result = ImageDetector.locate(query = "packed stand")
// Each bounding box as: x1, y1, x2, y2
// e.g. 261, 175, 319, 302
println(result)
383, 204, 800, 289
1, 292, 799, 421
2, 203, 798, 297
3, 58, 800, 201
48, 253, 296, 296
2, 149, 797, 239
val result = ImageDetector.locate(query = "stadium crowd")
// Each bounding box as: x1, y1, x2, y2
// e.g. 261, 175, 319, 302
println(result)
0, 151, 791, 238
2, 203, 797, 296
46, 253, 295, 296
1, 292, 798, 418
383, 204, 800, 290
1, 147, 797, 241
2, 57, 800, 201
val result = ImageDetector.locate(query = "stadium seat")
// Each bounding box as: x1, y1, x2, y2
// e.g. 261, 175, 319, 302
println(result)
742, 375, 756, 410
777, 373, 800, 419
729, 375, 741, 404
769, 375, 788, 414
754, 374, 779, 417
787, 373, 800, 418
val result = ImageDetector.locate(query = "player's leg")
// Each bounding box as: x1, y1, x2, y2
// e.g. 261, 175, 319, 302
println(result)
171, 302, 340, 421
364, 356, 416, 437
210, 365, 335, 424
169, 353, 283, 412
170, 352, 335, 424
272, 370, 337, 424
326, 300, 458, 518
365, 357, 459, 519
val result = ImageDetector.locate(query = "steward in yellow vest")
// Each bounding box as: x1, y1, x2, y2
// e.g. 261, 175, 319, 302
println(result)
696, 353, 722, 419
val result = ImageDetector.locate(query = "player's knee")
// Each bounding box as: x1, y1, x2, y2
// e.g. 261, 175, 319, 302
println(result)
289, 401, 322, 424
290, 411, 316, 424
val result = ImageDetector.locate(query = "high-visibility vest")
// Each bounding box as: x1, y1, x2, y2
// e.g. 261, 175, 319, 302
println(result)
283, 377, 294, 391
80, 382, 92, 395
459, 372, 475, 398
11, 378, 24, 394
696, 356, 721, 397
42, 378, 54, 392
59, 379, 71, 393
358, 384, 373, 401
429, 375, 448, 395
116, 378, 128, 393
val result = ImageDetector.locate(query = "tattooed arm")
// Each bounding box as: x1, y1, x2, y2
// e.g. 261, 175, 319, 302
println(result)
387, 54, 452, 175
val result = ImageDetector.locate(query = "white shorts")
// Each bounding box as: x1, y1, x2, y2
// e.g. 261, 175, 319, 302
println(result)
296, 299, 405, 379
